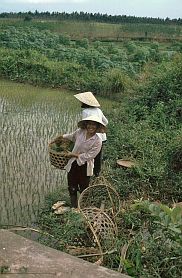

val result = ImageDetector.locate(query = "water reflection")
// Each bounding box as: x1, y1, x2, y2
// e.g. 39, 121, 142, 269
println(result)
0, 80, 81, 226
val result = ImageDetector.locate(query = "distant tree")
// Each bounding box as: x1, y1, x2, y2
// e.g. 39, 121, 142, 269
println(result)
0, 11, 181, 25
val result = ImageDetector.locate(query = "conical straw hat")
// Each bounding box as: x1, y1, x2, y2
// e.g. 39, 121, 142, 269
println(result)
78, 115, 106, 133
74, 92, 100, 107
116, 159, 136, 168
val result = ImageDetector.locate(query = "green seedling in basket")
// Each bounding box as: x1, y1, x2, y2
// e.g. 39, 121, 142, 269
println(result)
50, 140, 74, 153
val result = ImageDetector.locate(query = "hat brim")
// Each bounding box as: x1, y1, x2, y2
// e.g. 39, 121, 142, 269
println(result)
74, 92, 100, 107
78, 120, 106, 133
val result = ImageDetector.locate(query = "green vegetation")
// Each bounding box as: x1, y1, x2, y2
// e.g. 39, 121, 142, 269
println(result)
0, 18, 181, 277
0, 26, 181, 95
2, 20, 180, 41
0, 12, 182, 41
106, 56, 182, 200
37, 53, 181, 277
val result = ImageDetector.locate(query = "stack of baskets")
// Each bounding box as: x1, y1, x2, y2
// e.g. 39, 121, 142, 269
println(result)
49, 137, 73, 169
76, 178, 120, 263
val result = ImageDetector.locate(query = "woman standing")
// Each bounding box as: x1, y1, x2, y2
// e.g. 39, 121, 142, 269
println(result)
74, 91, 108, 177
53, 115, 106, 209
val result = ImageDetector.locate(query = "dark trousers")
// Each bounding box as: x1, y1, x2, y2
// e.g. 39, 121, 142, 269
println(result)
67, 161, 90, 208
93, 149, 102, 176
94, 141, 106, 177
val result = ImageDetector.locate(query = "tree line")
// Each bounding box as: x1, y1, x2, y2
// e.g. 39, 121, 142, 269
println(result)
0, 11, 181, 25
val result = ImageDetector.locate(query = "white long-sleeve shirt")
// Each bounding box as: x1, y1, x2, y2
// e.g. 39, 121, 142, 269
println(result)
82, 107, 108, 142
63, 128, 102, 176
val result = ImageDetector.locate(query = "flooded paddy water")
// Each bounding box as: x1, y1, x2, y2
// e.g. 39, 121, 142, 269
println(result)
0, 80, 115, 227
0, 80, 82, 226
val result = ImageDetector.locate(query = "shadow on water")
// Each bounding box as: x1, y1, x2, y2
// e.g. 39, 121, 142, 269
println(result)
0, 80, 81, 226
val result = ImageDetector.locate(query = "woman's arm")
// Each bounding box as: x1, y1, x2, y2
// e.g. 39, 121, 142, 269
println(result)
65, 151, 79, 158
77, 138, 102, 166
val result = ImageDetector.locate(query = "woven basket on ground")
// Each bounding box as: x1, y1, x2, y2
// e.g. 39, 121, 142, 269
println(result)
78, 182, 121, 218
81, 207, 118, 255
49, 138, 73, 170
66, 207, 117, 264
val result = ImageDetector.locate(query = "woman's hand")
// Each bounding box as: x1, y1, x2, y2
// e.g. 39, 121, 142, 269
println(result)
65, 151, 72, 158
65, 151, 79, 158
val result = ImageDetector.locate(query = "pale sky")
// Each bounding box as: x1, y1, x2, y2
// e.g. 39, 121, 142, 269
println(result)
0, 0, 181, 19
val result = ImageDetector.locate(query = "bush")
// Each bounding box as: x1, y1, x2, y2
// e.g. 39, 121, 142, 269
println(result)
102, 68, 131, 96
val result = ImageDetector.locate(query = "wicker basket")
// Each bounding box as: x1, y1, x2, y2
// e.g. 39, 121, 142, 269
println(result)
49, 138, 73, 170
78, 183, 121, 218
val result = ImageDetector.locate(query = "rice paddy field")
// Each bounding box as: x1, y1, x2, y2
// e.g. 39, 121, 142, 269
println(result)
0, 80, 77, 226
1, 80, 82, 226
0, 79, 114, 226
